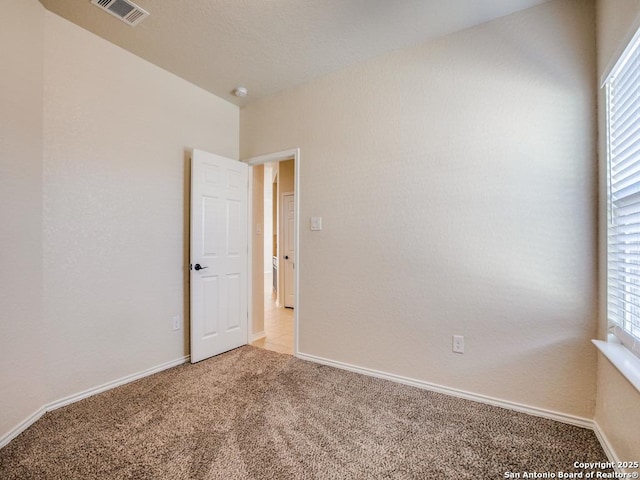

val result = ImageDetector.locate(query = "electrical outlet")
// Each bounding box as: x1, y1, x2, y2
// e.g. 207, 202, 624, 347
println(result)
172, 315, 181, 331
452, 335, 464, 354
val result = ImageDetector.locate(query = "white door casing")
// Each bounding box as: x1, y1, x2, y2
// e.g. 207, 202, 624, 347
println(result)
246, 148, 300, 355
283, 192, 295, 308
190, 149, 248, 363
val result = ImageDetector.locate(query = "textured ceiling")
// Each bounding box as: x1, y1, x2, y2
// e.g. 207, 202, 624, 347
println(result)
39, 0, 552, 107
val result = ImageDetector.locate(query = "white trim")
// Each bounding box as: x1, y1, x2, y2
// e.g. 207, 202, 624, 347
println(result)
0, 406, 47, 450
250, 330, 266, 342
245, 148, 300, 356
295, 351, 593, 429
246, 149, 298, 166
592, 339, 640, 394
592, 421, 622, 472
46, 355, 190, 411
0, 355, 190, 449
247, 163, 254, 346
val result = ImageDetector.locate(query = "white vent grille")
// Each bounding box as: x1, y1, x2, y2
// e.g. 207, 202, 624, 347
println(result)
90, 0, 149, 27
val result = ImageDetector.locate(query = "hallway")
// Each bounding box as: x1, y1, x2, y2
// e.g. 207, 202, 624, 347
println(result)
251, 273, 294, 355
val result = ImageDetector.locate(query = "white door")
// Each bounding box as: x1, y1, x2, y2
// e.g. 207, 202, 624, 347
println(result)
283, 193, 295, 308
190, 149, 248, 363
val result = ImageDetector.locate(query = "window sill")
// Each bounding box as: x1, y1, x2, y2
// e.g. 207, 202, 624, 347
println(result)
592, 337, 640, 394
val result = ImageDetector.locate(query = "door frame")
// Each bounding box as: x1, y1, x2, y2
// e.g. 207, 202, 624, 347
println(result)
246, 148, 300, 356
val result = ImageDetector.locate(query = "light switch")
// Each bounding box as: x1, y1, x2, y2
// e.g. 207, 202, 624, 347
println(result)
310, 217, 322, 231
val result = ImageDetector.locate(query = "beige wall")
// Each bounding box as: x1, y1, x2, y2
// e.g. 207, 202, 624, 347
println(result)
596, 0, 640, 82
1, 3, 239, 443
595, 0, 640, 463
278, 159, 295, 195
0, 0, 47, 440
42, 12, 239, 402
241, 0, 598, 418
7, 0, 636, 458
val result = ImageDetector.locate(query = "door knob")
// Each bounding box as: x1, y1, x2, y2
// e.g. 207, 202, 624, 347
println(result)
194, 263, 208, 271
284, 256, 289, 260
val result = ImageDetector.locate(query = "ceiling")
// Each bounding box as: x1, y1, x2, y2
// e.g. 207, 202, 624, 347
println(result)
39, 0, 552, 107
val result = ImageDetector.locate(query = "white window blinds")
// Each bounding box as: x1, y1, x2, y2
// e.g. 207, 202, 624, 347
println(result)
606, 30, 640, 358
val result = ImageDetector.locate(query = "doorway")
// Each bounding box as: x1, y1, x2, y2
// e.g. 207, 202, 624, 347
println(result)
247, 149, 300, 356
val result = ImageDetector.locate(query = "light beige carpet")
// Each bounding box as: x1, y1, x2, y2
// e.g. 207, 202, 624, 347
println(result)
0, 346, 609, 479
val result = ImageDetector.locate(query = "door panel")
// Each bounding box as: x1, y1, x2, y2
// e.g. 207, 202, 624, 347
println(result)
283, 193, 295, 308
191, 149, 248, 363
202, 276, 219, 337
226, 273, 241, 330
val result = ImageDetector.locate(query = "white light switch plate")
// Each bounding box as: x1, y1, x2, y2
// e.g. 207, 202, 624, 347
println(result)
310, 217, 322, 231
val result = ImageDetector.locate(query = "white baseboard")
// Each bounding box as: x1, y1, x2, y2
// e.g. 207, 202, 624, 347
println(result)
0, 406, 48, 450
0, 355, 190, 449
250, 331, 266, 342
592, 421, 623, 472
46, 355, 190, 411
296, 351, 593, 429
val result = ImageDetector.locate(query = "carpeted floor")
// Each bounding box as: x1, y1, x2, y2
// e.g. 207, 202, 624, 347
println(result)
0, 346, 610, 479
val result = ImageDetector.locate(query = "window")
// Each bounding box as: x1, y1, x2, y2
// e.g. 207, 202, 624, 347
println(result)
606, 29, 640, 358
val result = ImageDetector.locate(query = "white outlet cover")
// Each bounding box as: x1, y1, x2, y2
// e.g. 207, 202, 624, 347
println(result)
452, 335, 464, 353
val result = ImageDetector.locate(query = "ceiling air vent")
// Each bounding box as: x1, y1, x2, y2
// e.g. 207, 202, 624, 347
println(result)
90, 0, 149, 27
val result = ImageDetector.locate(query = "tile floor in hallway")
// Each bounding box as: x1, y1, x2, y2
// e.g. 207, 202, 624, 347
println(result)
251, 273, 294, 355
